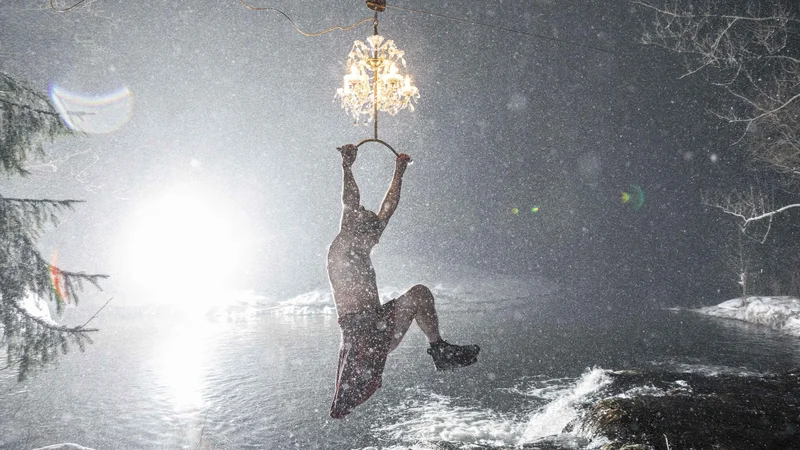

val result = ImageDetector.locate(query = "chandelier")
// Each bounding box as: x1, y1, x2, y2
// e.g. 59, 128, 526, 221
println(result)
335, 1, 419, 130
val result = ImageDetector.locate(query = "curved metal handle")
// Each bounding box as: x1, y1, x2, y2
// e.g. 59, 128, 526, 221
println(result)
355, 138, 399, 157
351, 139, 414, 165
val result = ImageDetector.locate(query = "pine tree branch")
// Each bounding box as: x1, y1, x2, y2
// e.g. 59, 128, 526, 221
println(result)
0, 72, 53, 106
31, 250, 109, 304
0, 71, 73, 176
0, 97, 61, 118
0, 195, 83, 240
1, 197, 81, 227
0, 197, 84, 206
9, 299, 98, 333
37, 251, 108, 287
0, 71, 101, 382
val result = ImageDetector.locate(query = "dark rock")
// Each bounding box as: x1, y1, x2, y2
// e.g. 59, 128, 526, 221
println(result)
573, 370, 800, 450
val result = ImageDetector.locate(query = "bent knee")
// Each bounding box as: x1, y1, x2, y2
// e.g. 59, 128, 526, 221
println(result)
408, 284, 433, 301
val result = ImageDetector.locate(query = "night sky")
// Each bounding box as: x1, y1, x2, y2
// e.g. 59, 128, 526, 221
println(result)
1, 0, 746, 311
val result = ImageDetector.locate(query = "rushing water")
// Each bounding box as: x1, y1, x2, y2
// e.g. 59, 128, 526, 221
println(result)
2, 287, 800, 450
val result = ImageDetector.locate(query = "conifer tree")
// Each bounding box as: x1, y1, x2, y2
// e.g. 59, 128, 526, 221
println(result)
1, 71, 106, 381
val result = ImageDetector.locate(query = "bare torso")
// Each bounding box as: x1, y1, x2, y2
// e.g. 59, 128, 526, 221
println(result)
329, 144, 408, 317
327, 233, 382, 316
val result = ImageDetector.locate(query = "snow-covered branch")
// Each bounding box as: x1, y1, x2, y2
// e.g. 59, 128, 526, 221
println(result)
702, 185, 799, 242
10, 297, 98, 334
739, 203, 800, 226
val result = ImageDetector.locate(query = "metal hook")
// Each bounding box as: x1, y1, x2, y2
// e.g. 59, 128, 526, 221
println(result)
366, 1, 386, 12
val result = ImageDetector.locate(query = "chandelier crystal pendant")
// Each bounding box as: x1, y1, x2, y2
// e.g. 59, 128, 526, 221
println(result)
335, 10, 419, 127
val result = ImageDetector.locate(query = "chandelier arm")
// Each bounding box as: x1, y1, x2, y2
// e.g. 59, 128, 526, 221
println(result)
356, 139, 400, 158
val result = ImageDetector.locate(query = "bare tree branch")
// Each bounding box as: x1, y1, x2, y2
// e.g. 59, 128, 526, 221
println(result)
725, 92, 800, 123
634, 0, 800, 176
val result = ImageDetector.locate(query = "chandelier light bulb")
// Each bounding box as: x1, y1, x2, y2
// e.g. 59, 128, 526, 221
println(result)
402, 76, 415, 97
335, 34, 420, 125
383, 63, 402, 85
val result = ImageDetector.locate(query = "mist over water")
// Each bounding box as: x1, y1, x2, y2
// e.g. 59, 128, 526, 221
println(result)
3, 273, 799, 449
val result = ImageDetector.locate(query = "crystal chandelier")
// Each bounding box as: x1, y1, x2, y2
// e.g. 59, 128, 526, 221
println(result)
335, 4, 419, 128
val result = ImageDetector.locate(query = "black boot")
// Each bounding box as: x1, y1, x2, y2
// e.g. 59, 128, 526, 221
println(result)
427, 340, 480, 371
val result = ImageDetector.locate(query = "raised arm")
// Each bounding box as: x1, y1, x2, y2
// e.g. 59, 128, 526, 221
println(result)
378, 153, 411, 223
339, 144, 360, 210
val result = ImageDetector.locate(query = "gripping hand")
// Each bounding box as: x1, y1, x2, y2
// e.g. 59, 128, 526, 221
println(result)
395, 153, 411, 176
337, 144, 357, 168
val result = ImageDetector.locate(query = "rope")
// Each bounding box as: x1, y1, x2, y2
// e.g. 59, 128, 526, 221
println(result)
49, 0, 88, 12
238, 0, 373, 37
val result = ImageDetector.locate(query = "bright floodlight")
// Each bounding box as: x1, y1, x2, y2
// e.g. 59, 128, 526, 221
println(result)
122, 186, 243, 297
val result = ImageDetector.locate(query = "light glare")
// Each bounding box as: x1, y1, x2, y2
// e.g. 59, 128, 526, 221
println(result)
123, 186, 243, 296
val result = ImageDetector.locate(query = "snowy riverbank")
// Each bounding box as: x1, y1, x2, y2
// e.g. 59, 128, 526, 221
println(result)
695, 296, 800, 337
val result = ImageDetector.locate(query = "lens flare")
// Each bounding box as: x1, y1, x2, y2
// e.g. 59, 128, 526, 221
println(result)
49, 250, 68, 303
50, 85, 133, 134
621, 185, 645, 209
511, 206, 541, 215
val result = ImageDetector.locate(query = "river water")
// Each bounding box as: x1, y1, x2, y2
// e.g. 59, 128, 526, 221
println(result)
2, 285, 799, 449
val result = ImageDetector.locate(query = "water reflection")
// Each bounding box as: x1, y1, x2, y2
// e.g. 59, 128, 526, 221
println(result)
153, 317, 220, 412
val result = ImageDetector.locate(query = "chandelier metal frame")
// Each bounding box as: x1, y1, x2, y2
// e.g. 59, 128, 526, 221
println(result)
335, 1, 419, 153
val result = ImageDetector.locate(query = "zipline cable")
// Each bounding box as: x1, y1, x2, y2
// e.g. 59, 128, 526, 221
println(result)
50, 0, 88, 12
47, 0, 626, 158
238, 0, 373, 37
385, 3, 630, 58
51, 1, 628, 58
51, 0, 375, 36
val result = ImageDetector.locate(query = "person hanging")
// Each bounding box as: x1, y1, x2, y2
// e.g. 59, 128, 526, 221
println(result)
327, 144, 480, 419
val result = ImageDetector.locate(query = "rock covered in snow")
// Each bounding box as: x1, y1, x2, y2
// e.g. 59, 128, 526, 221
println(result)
696, 296, 800, 337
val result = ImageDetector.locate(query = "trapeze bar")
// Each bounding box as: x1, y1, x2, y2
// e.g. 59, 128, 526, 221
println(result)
356, 138, 400, 157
